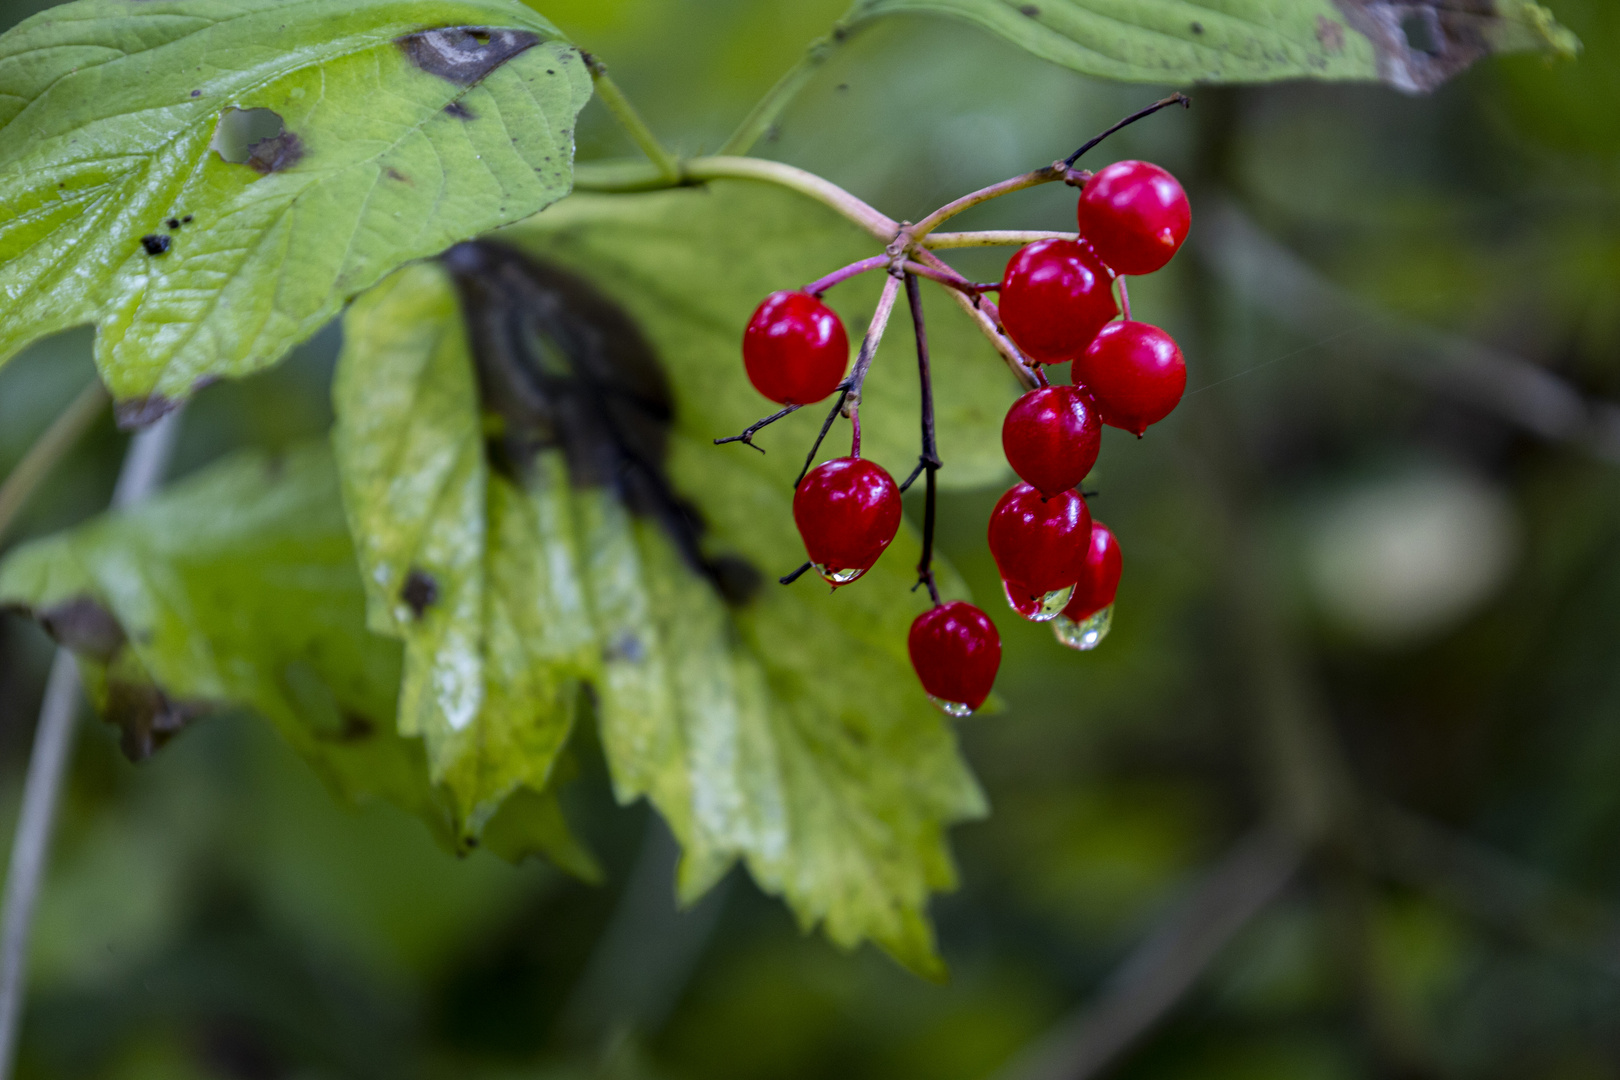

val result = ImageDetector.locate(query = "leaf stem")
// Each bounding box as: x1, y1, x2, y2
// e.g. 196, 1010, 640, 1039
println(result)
584, 56, 681, 184
719, 26, 856, 157
0, 380, 109, 547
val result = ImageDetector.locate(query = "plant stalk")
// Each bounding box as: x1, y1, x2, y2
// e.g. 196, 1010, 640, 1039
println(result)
718, 25, 856, 157
0, 407, 185, 1080
0, 381, 109, 547
585, 57, 682, 184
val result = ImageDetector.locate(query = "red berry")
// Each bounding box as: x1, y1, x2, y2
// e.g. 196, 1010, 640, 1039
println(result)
1071, 321, 1186, 436
743, 291, 850, 405
987, 482, 1093, 597
1001, 385, 1101, 498
998, 239, 1117, 365
1078, 160, 1190, 276
908, 602, 1001, 716
1062, 520, 1122, 622
793, 457, 902, 586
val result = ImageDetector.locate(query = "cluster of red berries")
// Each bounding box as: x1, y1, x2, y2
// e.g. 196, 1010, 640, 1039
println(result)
736, 159, 1190, 718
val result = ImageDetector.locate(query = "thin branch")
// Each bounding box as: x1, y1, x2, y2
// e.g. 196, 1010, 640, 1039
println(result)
993, 828, 1302, 1080
1063, 93, 1191, 168
0, 407, 186, 1080
806, 255, 888, 297
0, 380, 108, 547
779, 561, 814, 586
794, 272, 903, 485
584, 56, 682, 184
714, 404, 800, 453
905, 274, 943, 605
1118, 277, 1132, 322
910, 166, 1068, 241
922, 230, 1078, 250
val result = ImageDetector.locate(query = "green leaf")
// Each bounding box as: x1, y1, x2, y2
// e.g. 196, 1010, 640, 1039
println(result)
334, 197, 995, 973
842, 0, 1578, 93
0, 0, 591, 420
0, 444, 595, 877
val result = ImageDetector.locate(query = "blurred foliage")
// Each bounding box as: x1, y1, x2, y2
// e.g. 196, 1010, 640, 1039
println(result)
1, 0, 1619, 1078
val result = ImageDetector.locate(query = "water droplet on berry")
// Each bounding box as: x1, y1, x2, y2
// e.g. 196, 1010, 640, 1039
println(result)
815, 563, 867, 587
1053, 603, 1113, 650
1003, 579, 1075, 622
928, 695, 975, 718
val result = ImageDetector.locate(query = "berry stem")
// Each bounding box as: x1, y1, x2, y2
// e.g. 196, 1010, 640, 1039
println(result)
905, 273, 944, 606
850, 405, 862, 457
805, 255, 889, 297
1119, 277, 1132, 321
1062, 92, 1191, 168
909, 167, 1069, 242
583, 56, 683, 184
794, 272, 902, 486
779, 561, 814, 585
901, 259, 993, 297
922, 230, 1078, 249
0, 379, 108, 546
908, 248, 1039, 391
714, 403, 801, 452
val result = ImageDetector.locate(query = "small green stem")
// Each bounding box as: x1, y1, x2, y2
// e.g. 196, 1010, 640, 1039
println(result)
585, 56, 681, 184
719, 25, 856, 157
909, 165, 1070, 241
922, 229, 1077, 249
0, 379, 109, 546
574, 155, 898, 241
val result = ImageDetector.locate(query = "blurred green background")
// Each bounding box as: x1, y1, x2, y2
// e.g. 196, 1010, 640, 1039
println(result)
3, 0, 1619, 1077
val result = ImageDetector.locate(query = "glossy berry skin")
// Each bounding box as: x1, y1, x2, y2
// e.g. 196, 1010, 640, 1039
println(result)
1072, 321, 1186, 436
1002, 385, 1101, 498
793, 457, 902, 585
998, 239, 1118, 365
987, 482, 1093, 596
1062, 521, 1123, 622
743, 291, 850, 405
909, 602, 1002, 714
1078, 160, 1191, 276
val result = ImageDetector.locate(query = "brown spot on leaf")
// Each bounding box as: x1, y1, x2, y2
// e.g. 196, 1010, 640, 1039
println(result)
140, 234, 170, 256
443, 101, 475, 120
39, 597, 126, 661
1019, 4, 1039, 15
385, 167, 410, 183
105, 681, 209, 762
397, 26, 542, 86
1329, 0, 1502, 93
114, 393, 179, 430
1317, 15, 1347, 52
401, 569, 439, 619
166, 217, 180, 230
1190, 21, 1204, 34
245, 130, 303, 174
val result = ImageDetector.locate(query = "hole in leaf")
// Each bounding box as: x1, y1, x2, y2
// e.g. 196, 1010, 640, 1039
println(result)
1400, 11, 1442, 55
210, 107, 286, 164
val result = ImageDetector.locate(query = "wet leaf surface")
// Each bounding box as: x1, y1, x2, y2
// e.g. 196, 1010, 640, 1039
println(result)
0, 0, 591, 416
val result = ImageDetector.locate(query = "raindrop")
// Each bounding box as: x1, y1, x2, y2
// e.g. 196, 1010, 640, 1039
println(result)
1003, 580, 1075, 623
928, 696, 974, 718
815, 563, 866, 587
1053, 604, 1113, 651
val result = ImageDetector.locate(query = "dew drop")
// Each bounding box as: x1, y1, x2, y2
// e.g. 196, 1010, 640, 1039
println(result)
1003, 580, 1075, 622
928, 695, 974, 718
815, 563, 866, 587
1053, 604, 1113, 650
